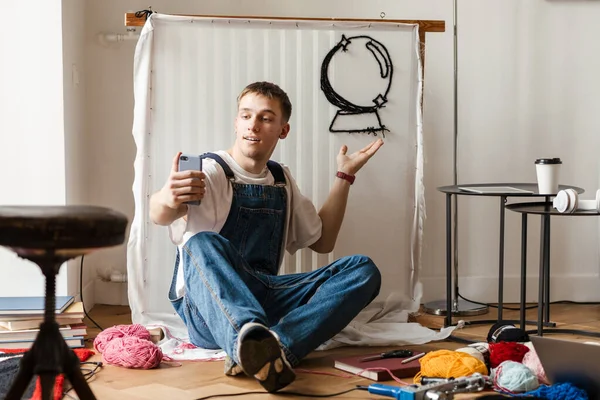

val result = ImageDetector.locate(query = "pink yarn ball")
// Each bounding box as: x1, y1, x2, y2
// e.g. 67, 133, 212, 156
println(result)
102, 336, 163, 369
522, 346, 549, 385
94, 324, 152, 353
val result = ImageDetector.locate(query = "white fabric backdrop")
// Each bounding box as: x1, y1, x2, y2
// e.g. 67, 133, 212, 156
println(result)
128, 14, 454, 358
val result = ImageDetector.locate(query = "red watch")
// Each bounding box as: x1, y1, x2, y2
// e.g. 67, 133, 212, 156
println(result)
336, 171, 355, 185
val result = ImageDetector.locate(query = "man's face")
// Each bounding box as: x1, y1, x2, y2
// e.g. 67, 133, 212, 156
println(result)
234, 92, 290, 163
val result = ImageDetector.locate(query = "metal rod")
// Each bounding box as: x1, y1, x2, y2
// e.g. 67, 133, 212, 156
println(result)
538, 217, 546, 336
520, 213, 528, 329
446, 194, 453, 327
452, 0, 459, 307
498, 196, 506, 321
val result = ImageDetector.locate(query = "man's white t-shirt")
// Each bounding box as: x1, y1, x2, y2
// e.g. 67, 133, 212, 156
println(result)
169, 151, 322, 297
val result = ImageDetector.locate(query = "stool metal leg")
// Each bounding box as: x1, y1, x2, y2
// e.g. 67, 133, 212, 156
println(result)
6, 260, 96, 400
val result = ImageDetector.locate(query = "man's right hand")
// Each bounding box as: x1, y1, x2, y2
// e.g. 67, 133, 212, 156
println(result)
149, 152, 206, 226
159, 152, 206, 209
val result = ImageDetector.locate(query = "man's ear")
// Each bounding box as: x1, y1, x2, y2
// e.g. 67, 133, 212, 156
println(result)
279, 123, 290, 139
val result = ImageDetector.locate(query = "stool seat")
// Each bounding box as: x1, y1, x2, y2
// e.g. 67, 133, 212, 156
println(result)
0, 205, 128, 258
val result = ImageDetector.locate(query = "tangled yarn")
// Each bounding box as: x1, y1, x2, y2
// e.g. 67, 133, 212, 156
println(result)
94, 324, 162, 369
517, 382, 589, 400
521, 345, 549, 385
492, 360, 539, 393
455, 346, 486, 364
455, 342, 490, 366
487, 322, 529, 343
489, 341, 529, 368
413, 349, 488, 383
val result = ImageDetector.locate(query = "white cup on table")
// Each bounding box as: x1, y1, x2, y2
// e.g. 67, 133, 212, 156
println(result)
535, 158, 562, 194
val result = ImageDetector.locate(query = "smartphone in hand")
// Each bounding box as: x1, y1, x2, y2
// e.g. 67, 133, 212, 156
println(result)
178, 154, 202, 206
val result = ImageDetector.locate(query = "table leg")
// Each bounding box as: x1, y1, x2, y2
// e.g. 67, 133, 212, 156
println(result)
538, 216, 546, 336
446, 193, 453, 327
498, 196, 507, 321
520, 213, 528, 330
543, 214, 551, 323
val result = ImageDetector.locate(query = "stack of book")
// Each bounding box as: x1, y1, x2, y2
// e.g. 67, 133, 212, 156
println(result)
0, 296, 87, 350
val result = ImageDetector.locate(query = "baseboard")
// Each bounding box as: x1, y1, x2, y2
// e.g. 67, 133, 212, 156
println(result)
421, 274, 600, 304
94, 279, 129, 306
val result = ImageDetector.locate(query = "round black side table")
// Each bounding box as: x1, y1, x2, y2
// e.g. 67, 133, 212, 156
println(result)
506, 201, 600, 337
425, 183, 584, 328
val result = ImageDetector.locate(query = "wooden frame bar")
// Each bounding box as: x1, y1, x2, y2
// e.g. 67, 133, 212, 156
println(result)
124, 13, 444, 32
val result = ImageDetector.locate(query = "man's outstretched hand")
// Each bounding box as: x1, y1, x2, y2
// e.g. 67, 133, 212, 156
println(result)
337, 138, 384, 176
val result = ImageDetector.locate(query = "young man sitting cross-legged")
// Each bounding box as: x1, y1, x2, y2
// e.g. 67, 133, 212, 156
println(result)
149, 81, 383, 392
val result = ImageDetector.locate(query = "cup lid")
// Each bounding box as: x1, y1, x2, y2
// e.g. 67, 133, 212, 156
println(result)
535, 158, 562, 165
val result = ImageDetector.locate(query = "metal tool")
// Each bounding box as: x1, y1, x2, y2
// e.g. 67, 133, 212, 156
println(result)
365, 373, 489, 400
359, 349, 413, 362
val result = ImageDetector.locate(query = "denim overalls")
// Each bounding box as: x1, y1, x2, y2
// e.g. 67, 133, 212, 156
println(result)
168, 153, 381, 366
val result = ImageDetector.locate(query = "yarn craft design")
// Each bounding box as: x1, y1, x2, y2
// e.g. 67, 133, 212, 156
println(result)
93, 324, 163, 369
413, 350, 488, 383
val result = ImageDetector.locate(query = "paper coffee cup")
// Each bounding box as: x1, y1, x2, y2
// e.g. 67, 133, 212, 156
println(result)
535, 158, 562, 194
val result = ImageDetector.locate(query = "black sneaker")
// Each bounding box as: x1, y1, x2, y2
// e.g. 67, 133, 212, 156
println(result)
236, 322, 295, 392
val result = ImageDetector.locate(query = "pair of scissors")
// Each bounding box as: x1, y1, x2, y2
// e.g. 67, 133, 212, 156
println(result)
359, 349, 413, 362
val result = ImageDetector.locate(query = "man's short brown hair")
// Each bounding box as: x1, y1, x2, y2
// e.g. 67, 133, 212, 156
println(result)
238, 82, 292, 123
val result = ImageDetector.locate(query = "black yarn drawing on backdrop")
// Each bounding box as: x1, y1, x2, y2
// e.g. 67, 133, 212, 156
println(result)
320, 34, 393, 137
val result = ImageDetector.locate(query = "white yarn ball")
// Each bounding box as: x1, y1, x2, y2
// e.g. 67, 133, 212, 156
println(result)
494, 360, 539, 393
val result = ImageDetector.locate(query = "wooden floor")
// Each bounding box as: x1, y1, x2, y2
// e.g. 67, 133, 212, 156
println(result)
73, 302, 600, 399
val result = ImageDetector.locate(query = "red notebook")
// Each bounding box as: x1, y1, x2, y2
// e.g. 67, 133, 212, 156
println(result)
333, 353, 422, 381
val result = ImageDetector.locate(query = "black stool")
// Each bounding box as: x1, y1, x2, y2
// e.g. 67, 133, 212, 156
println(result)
0, 205, 128, 400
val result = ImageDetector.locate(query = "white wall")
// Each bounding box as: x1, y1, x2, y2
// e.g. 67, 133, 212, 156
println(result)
0, 1, 70, 296
454, 0, 600, 303
83, 0, 600, 306
62, 0, 94, 305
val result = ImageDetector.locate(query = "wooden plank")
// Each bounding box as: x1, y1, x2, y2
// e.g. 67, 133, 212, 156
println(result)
124, 12, 445, 33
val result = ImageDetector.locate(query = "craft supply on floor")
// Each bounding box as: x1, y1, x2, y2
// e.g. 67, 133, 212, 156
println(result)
413, 349, 488, 383
521, 345, 549, 385
489, 341, 529, 368
518, 382, 589, 400
94, 324, 162, 369
455, 342, 490, 366
492, 360, 539, 393
487, 322, 530, 343
94, 324, 151, 353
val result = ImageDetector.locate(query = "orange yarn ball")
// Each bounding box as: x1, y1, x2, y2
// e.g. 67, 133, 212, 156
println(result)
414, 350, 488, 383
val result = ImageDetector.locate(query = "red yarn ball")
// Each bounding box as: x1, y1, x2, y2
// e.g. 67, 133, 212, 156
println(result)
93, 324, 162, 369
102, 336, 163, 369
94, 324, 152, 353
489, 341, 530, 368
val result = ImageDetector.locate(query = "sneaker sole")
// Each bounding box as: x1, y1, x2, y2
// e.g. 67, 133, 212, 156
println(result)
238, 327, 295, 392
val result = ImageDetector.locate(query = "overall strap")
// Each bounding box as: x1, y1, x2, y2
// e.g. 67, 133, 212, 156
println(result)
266, 161, 286, 186
200, 153, 234, 180
202, 152, 286, 186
